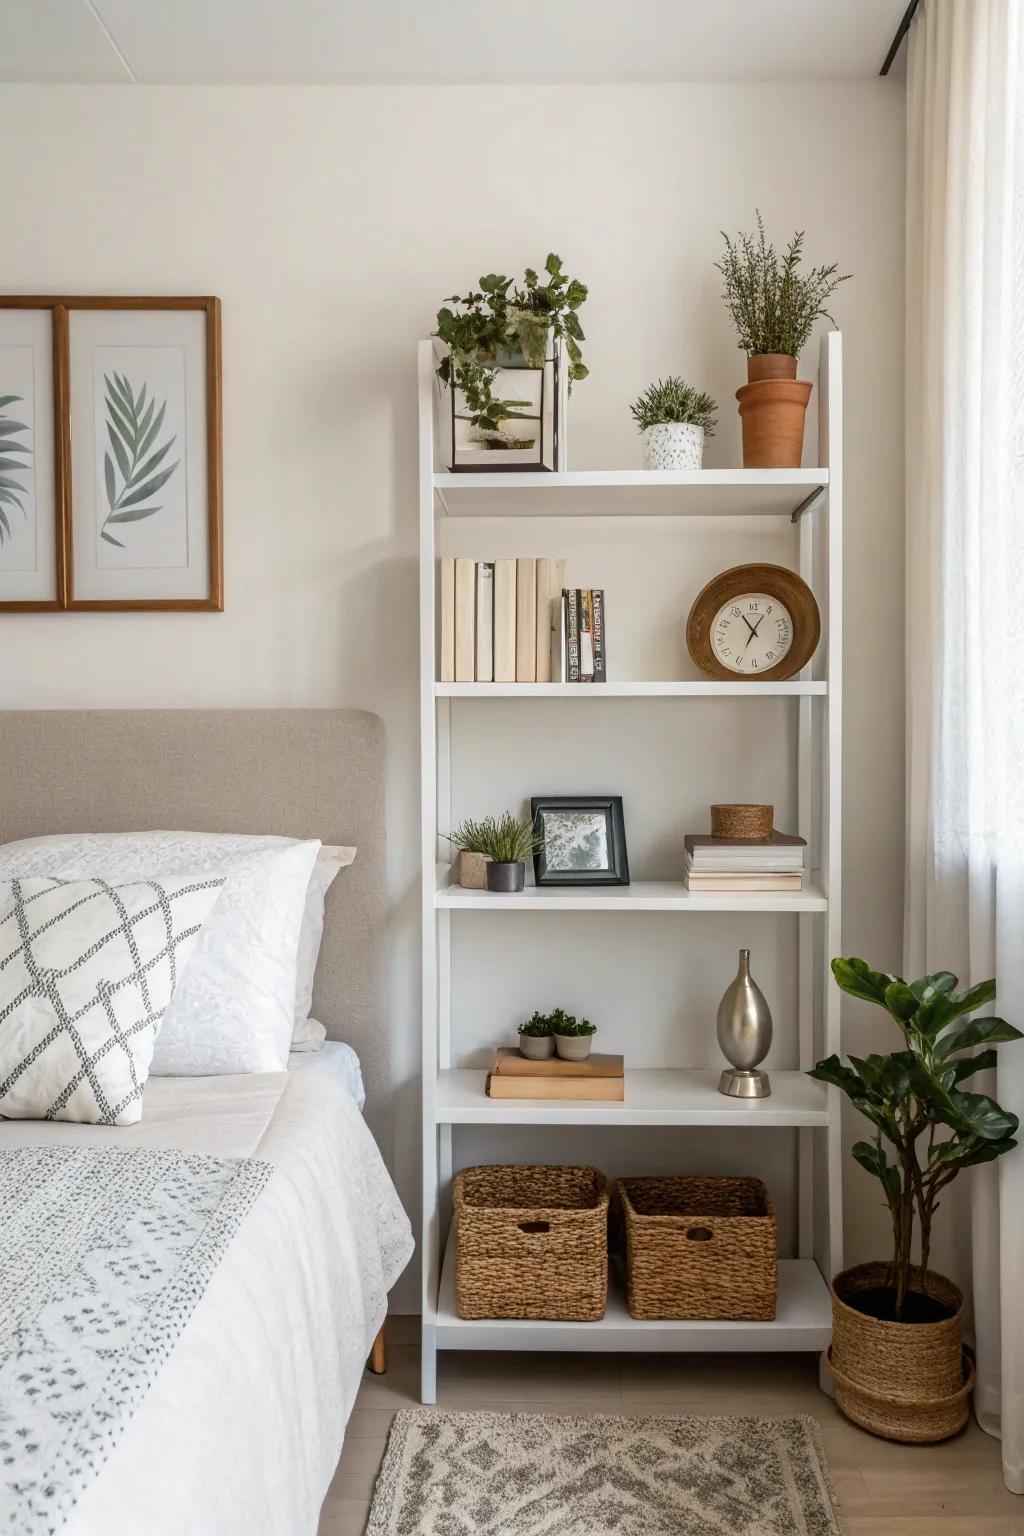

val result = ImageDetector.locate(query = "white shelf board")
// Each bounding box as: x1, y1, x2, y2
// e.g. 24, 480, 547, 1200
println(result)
435, 680, 827, 698
433, 468, 828, 520
435, 877, 827, 913
436, 1235, 832, 1352
435, 1068, 828, 1127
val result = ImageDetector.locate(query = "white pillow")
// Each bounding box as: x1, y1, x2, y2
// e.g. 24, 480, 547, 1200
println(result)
290, 1016, 327, 1053
0, 833, 320, 1075
295, 844, 356, 1027
0, 874, 224, 1124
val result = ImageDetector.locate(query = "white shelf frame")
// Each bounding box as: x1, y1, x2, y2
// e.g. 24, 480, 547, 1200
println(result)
419, 335, 843, 1402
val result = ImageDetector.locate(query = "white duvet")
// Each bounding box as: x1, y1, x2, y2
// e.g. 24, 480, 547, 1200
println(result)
0, 1055, 413, 1536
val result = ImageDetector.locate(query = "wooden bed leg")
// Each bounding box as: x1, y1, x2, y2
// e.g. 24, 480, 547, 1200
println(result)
369, 1325, 387, 1375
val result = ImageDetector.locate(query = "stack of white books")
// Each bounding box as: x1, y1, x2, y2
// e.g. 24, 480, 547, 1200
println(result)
684, 831, 807, 892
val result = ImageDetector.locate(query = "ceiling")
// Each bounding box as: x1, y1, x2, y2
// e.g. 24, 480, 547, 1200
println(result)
1, 0, 909, 85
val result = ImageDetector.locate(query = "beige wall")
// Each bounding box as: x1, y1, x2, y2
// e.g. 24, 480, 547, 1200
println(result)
1, 82, 905, 1306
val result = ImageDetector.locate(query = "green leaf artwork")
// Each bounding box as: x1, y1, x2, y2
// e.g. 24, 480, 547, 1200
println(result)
0, 395, 32, 549
101, 374, 179, 549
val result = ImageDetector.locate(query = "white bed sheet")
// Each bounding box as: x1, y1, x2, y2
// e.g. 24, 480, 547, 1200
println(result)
289, 1037, 366, 1111
0, 1053, 412, 1536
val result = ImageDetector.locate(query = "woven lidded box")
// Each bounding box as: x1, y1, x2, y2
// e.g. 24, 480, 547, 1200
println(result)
619, 1175, 777, 1321
454, 1164, 608, 1321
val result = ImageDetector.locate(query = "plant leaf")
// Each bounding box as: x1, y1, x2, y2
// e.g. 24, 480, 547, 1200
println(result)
136, 400, 166, 459
107, 422, 132, 483
948, 1089, 1019, 1141
100, 529, 124, 546
106, 393, 136, 452
947, 1048, 997, 1084
0, 420, 30, 437
124, 436, 174, 491
115, 462, 178, 510
0, 395, 22, 408
107, 505, 162, 523
0, 457, 30, 473
104, 451, 116, 511
831, 957, 894, 1007
909, 970, 958, 1003
934, 1015, 1023, 1060
883, 979, 918, 1024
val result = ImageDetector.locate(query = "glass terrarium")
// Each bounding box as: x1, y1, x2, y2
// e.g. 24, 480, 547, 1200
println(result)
434, 337, 566, 472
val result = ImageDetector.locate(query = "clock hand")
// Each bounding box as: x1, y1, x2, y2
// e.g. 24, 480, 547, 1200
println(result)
740, 615, 758, 640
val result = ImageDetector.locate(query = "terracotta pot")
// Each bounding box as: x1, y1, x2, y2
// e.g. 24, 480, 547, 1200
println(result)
458, 850, 491, 890
747, 353, 797, 383
736, 379, 812, 469
827, 1262, 970, 1443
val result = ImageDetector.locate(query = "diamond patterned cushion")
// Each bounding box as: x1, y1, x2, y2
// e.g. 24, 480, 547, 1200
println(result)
0, 875, 224, 1126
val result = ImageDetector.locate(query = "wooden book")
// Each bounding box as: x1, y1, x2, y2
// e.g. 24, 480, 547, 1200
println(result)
487, 1073, 624, 1102
515, 557, 537, 681
475, 562, 494, 682
493, 1048, 624, 1078
684, 872, 804, 890
534, 558, 565, 683
454, 558, 475, 683
493, 559, 517, 682
439, 558, 455, 683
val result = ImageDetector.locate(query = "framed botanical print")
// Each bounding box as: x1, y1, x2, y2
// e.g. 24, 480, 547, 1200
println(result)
530, 795, 630, 886
0, 296, 222, 613
0, 305, 62, 610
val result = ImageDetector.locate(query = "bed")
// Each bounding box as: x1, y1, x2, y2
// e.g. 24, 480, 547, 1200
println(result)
0, 710, 413, 1536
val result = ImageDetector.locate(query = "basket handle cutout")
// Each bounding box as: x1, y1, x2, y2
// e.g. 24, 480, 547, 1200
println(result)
683, 1225, 714, 1241
517, 1220, 550, 1234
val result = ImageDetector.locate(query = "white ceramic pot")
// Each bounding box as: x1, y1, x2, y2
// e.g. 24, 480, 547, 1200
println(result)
519, 1034, 555, 1060
641, 422, 704, 471
554, 1034, 594, 1061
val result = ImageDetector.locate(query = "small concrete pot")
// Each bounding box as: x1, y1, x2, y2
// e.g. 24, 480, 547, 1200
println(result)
554, 1033, 594, 1061
518, 1034, 555, 1060
641, 421, 705, 471
457, 850, 492, 890
486, 860, 526, 893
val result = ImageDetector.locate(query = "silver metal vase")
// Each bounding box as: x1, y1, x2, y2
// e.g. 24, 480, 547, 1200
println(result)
716, 948, 773, 1098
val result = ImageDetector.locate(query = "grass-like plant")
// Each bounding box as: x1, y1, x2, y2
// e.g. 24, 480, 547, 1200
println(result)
630, 377, 717, 437
448, 813, 544, 865
518, 1012, 556, 1039
434, 254, 588, 434
717, 212, 850, 359
102, 374, 179, 548
810, 958, 1021, 1318
0, 394, 32, 547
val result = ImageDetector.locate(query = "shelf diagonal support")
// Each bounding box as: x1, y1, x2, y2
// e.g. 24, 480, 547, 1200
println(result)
790, 487, 826, 523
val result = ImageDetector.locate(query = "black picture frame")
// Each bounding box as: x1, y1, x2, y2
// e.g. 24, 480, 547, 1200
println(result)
530, 796, 630, 887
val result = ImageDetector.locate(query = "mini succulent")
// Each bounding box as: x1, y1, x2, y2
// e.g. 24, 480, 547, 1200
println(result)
630, 377, 717, 437
528, 1007, 596, 1038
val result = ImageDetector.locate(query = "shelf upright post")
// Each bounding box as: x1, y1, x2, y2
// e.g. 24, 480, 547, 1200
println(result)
418, 340, 440, 1403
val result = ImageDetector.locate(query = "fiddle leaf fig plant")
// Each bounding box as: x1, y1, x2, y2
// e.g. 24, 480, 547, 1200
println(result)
810, 958, 1021, 1318
434, 254, 589, 436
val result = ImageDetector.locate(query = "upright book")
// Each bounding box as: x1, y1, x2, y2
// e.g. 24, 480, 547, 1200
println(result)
535, 558, 566, 683
591, 589, 606, 682
475, 562, 494, 682
493, 559, 517, 683
578, 589, 595, 680
439, 558, 455, 683
516, 557, 537, 681
454, 558, 475, 683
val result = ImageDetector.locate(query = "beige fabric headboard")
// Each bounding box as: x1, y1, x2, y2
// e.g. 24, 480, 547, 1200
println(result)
0, 709, 389, 1148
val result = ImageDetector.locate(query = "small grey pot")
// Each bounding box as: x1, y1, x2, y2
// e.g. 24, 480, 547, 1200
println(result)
518, 1034, 555, 1060
554, 1034, 594, 1061
486, 860, 526, 893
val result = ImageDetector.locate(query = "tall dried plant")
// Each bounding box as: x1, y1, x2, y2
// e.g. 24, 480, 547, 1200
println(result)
717, 212, 849, 359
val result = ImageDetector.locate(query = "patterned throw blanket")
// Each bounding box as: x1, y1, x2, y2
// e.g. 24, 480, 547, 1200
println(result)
0, 1146, 271, 1534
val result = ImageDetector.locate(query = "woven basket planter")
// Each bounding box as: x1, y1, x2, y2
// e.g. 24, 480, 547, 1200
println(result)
828, 1262, 970, 1442
454, 1165, 608, 1321
619, 1176, 777, 1321
710, 803, 774, 839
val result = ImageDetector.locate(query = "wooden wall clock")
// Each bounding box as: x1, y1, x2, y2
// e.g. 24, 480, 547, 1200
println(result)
686, 563, 820, 681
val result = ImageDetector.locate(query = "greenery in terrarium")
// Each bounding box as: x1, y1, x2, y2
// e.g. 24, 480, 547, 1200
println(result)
434, 254, 588, 438
447, 813, 544, 865
810, 957, 1021, 1318
630, 377, 717, 437
717, 212, 850, 359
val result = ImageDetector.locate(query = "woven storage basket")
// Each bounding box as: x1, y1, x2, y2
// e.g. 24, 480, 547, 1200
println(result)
454, 1165, 608, 1321
619, 1176, 777, 1320
710, 803, 774, 839
829, 1263, 969, 1442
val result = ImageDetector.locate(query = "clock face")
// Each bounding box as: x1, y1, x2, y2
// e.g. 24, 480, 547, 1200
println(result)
711, 593, 793, 675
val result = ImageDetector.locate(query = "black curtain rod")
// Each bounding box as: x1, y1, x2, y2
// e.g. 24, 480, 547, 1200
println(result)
880, 0, 921, 74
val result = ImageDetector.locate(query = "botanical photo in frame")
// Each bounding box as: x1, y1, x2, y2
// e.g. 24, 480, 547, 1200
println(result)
531, 795, 630, 886
0, 296, 222, 612
0, 304, 62, 610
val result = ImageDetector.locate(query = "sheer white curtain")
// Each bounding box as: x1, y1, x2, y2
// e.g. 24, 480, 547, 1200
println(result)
904, 0, 1024, 1491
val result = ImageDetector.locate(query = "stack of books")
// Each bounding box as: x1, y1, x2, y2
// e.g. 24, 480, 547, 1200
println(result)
684, 831, 807, 892
486, 1047, 624, 1101
438, 560, 607, 684
551, 588, 606, 683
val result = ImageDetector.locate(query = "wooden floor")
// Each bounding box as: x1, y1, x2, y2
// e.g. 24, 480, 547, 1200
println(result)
319, 1318, 1023, 1536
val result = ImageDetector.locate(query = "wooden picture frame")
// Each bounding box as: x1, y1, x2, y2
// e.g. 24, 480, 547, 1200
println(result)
0, 296, 222, 613
531, 795, 630, 886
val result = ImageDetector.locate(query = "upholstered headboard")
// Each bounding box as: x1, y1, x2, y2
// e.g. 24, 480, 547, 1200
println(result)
0, 710, 389, 1145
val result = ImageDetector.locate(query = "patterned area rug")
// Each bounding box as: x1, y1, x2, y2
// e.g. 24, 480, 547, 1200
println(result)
366, 1410, 841, 1535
